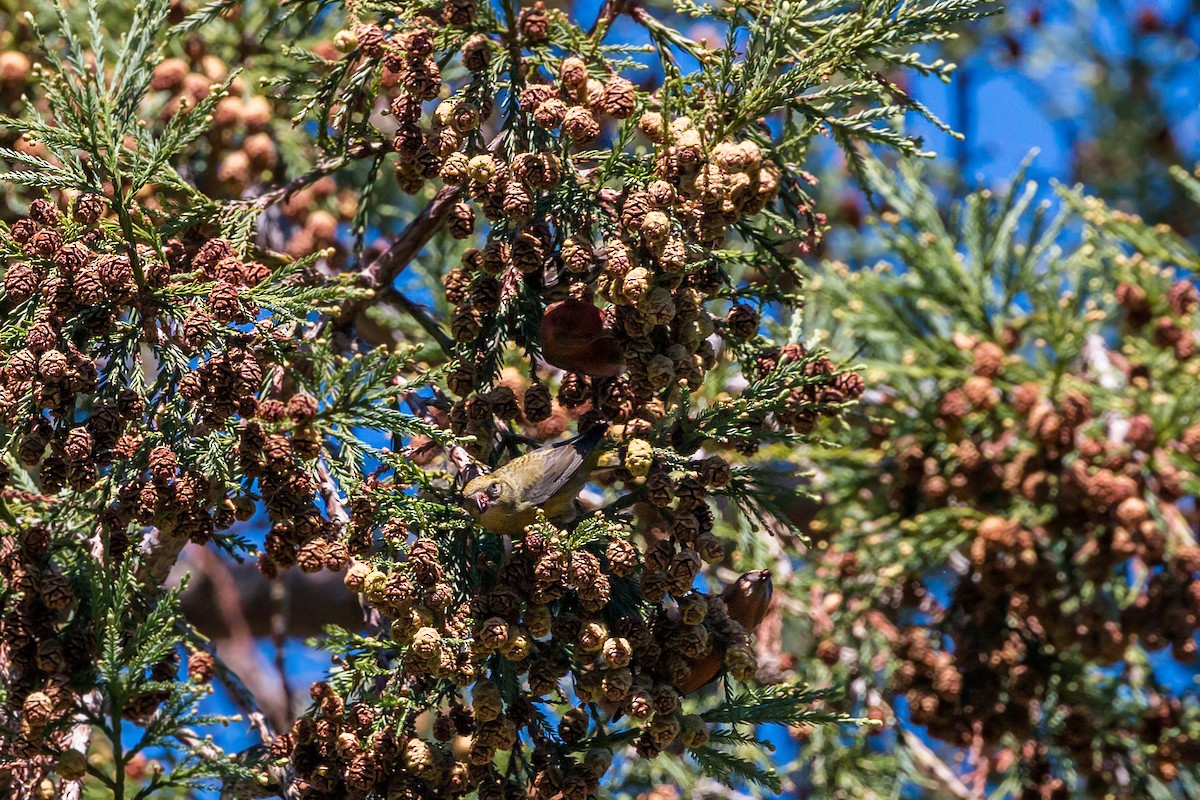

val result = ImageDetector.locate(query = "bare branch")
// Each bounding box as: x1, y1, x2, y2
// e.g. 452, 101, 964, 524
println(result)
242, 142, 387, 211
900, 728, 983, 800
377, 285, 455, 354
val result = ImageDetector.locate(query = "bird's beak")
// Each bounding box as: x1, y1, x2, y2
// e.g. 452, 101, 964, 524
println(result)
742, 569, 772, 585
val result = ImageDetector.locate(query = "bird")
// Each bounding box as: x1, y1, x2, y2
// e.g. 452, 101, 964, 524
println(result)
675, 569, 774, 695
463, 423, 608, 535
539, 299, 625, 377
722, 568, 775, 630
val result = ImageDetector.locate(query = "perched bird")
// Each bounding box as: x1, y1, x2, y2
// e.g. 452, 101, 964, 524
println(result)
463, 423, 608, 535
722, 568, 775, 630
540, 299, 625, 377
676, 569, 774, 695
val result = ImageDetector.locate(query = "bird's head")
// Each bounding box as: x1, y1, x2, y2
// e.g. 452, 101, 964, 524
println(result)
463, 475, 506, 516
723, 569, 773, 629
738, 568, 772, 596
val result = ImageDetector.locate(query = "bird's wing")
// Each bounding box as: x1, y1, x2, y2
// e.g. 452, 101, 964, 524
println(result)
676, 650, 723, 695
517, 440, 592, 507
519, 424, 606, 507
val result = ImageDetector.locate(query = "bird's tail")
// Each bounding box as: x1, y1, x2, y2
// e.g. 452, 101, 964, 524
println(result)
575, 420, 609, 451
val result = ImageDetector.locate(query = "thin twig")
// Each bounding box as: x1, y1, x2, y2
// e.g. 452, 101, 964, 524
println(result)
179, 553, 363, 639
403, 389, 480, 483
270, 578, 295, 720
138, 526, 189, 585
900, 728, 983, 800
58, 692, 102, 800
315, 461, 349, 526
183, 627, 278, 746
194, 548, 257, 644
333, 132, 505, 331
380, 285, 455, 353
189, 551, 291, 730
315, 460, 384, 630
588, 0, 624, 40
240, 142, 387, 211
358, 184, 464, 290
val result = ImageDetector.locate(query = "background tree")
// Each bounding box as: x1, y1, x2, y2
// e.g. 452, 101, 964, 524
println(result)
0, 0, 994, 798
938, 0, 1200, 235
788, 160, 1200, 799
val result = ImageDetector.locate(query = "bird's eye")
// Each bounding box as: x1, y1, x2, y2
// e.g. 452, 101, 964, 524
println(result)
487, 483, 502, 499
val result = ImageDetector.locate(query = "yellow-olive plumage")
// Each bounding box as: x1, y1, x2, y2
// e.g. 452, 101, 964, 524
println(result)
464, 424, 607, 535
